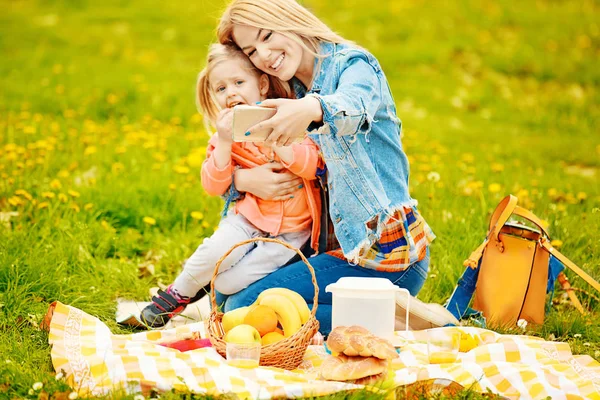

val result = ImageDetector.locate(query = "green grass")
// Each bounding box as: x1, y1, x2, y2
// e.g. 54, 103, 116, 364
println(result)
1, 0, 599, 398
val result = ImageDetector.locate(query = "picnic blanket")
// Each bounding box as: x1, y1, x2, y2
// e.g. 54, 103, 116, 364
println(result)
47, 302, 600, 399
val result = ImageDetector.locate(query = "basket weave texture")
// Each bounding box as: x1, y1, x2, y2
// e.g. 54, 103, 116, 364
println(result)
205, 237, 320, 370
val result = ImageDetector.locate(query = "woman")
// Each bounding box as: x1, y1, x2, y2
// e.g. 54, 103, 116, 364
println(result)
214, 0, 435, 334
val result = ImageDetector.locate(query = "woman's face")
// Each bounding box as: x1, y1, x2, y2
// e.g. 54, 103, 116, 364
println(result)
232, 25, 306, 82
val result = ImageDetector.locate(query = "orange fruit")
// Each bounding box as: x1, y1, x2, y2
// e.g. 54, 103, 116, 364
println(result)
261, 331, 285, 346
243, 305, 278, 337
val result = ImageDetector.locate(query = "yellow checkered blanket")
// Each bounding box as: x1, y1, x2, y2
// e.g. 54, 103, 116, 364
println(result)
47, 302, 600, 399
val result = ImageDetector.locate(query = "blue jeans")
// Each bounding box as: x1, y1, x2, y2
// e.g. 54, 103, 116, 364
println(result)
214, 248, 430, 335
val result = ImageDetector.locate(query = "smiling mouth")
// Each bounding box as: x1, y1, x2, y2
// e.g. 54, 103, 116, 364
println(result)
228, 101, 245, 108
270, 53, 285, 71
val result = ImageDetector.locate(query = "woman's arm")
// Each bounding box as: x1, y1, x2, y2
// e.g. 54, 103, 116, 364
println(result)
233, 162, 304, 201
246, 54, 382, 145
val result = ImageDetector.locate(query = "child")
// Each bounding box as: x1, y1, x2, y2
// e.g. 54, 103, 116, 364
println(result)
141, 43, 321, 328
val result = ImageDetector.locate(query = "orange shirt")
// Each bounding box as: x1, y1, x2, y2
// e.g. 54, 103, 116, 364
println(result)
201, 135, 321, 237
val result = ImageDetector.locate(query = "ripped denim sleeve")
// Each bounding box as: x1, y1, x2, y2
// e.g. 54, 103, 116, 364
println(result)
308, 58, 382, 137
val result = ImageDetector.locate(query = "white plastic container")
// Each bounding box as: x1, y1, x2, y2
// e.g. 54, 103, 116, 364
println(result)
325, 277, 409, 341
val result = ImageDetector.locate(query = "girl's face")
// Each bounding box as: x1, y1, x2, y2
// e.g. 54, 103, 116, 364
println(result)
209, 58, 269, 109
232, 25, 312, 84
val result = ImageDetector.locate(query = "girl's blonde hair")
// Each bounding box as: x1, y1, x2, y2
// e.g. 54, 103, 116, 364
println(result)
196, 43, 290, 129
217, 0, 351, 57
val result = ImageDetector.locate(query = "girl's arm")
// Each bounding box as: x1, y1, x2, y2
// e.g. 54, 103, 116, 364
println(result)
200, 109, 238, 196
271, 137, 321, 180
200, 137, 234, 196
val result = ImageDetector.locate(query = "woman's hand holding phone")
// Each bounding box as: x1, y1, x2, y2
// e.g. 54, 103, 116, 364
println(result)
247, 97, 323, 147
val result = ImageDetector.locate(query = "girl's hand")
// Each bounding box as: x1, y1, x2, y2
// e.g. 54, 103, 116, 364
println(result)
247, 97, 323, 147
234, 162, 303, 201
216, 108, 234, 144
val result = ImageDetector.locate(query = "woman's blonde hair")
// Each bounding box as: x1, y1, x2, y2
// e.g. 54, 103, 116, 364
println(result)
217, 0, 351, 57
196, 43, 290, 129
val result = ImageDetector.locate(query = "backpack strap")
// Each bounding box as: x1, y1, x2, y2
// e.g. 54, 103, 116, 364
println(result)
489, 195, 519, 242
464, 195, 518, 268
540, 238, 600, 293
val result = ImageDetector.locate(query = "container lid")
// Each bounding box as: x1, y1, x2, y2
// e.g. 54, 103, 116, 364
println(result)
325, 277, 399, 293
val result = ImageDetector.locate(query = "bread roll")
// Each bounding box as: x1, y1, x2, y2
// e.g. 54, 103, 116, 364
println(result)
320, 354, 388, 381
327, 326, 398, 360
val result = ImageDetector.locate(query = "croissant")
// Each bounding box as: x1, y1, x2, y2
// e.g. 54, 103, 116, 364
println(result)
326, 326, 399, 360
320, 354, 388, 381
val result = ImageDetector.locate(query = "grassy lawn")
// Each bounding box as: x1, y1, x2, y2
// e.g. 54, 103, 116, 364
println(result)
1, 0, 598, 398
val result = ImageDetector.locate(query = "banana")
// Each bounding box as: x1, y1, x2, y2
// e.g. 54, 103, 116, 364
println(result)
255, 288, 311, 324
258, 294, 302, 337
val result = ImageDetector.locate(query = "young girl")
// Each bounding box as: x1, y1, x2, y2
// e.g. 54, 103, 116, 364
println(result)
141, 43, 321, 328
215, 0, 436, 334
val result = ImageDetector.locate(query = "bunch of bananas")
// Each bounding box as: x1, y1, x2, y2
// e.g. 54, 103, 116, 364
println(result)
254, 287, 311, 338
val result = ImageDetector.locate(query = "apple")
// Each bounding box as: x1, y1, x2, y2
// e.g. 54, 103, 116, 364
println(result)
224, 324, 261, 345
222, 306, 251, 333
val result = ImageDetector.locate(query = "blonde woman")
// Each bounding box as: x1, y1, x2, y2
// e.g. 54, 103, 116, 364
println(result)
215, 0, 436, 334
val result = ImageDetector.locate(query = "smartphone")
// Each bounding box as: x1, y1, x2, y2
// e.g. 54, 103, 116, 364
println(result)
232, 105, 276, 143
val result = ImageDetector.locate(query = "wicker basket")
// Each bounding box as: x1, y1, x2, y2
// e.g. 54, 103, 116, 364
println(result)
205, 237, 320, 370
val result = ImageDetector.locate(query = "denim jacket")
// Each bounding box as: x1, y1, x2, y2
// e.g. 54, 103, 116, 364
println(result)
293, 41, 418, 261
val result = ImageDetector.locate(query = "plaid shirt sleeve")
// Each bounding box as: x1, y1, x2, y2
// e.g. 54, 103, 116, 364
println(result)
326, 207, 435, 271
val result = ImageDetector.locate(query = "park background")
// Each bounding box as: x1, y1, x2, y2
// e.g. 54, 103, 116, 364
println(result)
1, 0, 599, 397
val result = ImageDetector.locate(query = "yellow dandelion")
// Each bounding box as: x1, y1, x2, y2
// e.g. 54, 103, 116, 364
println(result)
84, 146, 97, 156
115, 146, 127, 154
550, 239, 563, 249
201, 220, 210, 228
153, 152, 166, 162
8, 196, 24, 206
168, 184, 177, 191
491, 163, 504, 173
173, 165, 190, 174
191, 211, 204, 220
517, 189, 529, 198
557, 204, 567, 212
143, 217, 156, 226
37, 202, 50, 210
576, 192, 587, 201
84, 203, 94, 211
106, 93, 118, 104
68, 190, 80, 198
50, 179, 62, 189
540, 219, 550, 229
547, 188, 558, 197
15, 189, 33, 201
101, 220, 111, 230
42, 192, 55, 199
488, 183, 502, 193
58, 170, 69, 178
461, 153, 475, 163
190, 113, 202, 124
69, 203, 80, 213
111, 162, 125, 174
58, 193, 68, 203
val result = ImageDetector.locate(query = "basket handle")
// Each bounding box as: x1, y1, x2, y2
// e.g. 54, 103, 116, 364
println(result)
209, 237, 319, 318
